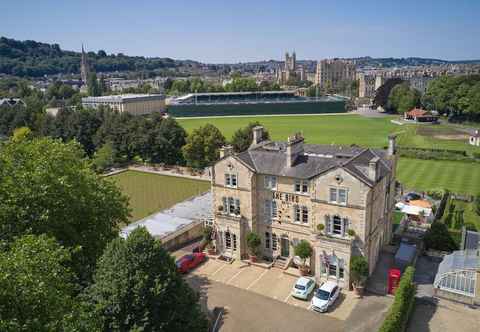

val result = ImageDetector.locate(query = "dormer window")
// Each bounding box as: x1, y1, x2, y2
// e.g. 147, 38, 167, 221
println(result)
225, 173, 237, 188
294, 180, 309, 194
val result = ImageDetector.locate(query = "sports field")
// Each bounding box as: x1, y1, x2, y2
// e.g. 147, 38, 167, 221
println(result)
179, 115, 399, 148
397, 158, 480, 195
178, 114, 480, 194
108, 170, 210, 221
178, 114, 477, 153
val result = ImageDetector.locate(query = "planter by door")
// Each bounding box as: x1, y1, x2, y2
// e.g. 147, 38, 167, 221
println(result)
281, 237, 290, 257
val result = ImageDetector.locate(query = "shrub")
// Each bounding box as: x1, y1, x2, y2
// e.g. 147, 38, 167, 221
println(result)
316, 223, 325, 232
347, 229, 356, 237
350, 256, 369, 286
424, 222, 458, 251
246, 232, 261, 256
379, 266, 416, 332
293, 240, 313, 267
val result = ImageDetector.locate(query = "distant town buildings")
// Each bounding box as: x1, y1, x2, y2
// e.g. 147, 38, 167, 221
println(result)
357, 73, 376, 98
276, 51, 307, 85
315, 59, 356, 89
81, 94, 166, 115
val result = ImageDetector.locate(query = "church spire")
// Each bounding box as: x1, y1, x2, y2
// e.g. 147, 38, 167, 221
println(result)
80, 44, 89, 84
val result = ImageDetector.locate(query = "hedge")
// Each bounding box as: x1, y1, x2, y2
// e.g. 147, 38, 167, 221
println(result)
379, 266, 416, 332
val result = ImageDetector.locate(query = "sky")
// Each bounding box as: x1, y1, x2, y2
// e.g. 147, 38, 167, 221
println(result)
1, 0, 479, 63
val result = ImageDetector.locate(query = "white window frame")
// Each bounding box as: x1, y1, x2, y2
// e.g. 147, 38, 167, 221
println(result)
294, 205, 301, 223
338, 188, 347, 205
329, 187, 337, 203
329, 187, 348, 205
264, 200, 277, 223
224, 196, 240, 215
225, 173, 238, 188
301, 206, 308, 224
225, 231, 231, 249
332, 215, 343, 235
264, 175, 277, 190
294, 179, 309, 194
272, 233, 278, 251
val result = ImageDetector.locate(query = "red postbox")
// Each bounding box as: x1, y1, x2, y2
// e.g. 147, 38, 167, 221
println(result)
388, 268, 401, 295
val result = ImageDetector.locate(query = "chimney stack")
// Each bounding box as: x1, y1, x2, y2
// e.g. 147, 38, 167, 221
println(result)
286, 133, 304, 168
219, 145, 233, 159
368, 156, 380, 181
388, 135, 397, 156
252, 126, 264, 145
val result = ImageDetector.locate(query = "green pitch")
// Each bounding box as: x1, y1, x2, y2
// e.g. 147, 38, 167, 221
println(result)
178, 114, 480, 194
179, 115, 399, 148
397, 158, 480, 195
108, 171, 210, 221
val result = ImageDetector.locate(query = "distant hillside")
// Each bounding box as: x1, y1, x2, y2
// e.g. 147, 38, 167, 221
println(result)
1, 36, 479, 78
350, 56, 480, 68
0, 36, 202, 77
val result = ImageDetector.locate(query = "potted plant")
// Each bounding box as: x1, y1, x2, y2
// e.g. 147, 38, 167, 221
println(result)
350, 256, 369, 297
294, 240, 313, 276
316, 223, 325, 234
203, 226, 215, 255
347, 229, 356, 237
246, 232, 261, 262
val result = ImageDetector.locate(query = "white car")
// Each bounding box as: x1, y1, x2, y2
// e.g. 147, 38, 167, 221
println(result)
291, 277, 315, 300
311, 281, 340, 312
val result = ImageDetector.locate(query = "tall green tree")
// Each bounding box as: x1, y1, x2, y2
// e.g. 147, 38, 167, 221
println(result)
88, 227, 208, 332
231, 122, 270, 153
387, 83, 421, 114
87, 72, 101, 96
0, 137, 129, 282
182, 123, 226, 168
0, 234, 99, 332
373, 78, 404, 109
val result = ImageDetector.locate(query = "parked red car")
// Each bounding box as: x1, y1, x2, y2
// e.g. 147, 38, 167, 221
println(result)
176, 252, 206, 273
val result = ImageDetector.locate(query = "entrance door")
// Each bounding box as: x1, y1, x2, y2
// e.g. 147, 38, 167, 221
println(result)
281, 237, 290, 257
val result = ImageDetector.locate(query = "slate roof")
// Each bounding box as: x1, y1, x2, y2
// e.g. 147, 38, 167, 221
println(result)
235, 140, 393, 186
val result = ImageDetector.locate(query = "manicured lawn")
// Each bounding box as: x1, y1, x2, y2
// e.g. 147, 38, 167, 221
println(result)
108, 170, 210, 221
178, 114, 477, 153
178, 115, 400, 148
397, 158, 480, 195
179, 114, 480, 195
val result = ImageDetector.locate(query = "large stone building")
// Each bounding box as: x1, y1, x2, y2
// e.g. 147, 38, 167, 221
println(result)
315, 59, 356, 89
357, 73, 377, 98
81, 94, 166, 115
277, 51, 307, 85
211, 127, 397, 287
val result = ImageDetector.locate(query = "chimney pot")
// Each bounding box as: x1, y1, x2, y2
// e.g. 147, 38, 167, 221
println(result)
252, 126, 264, 145
219, 145, 233, 159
